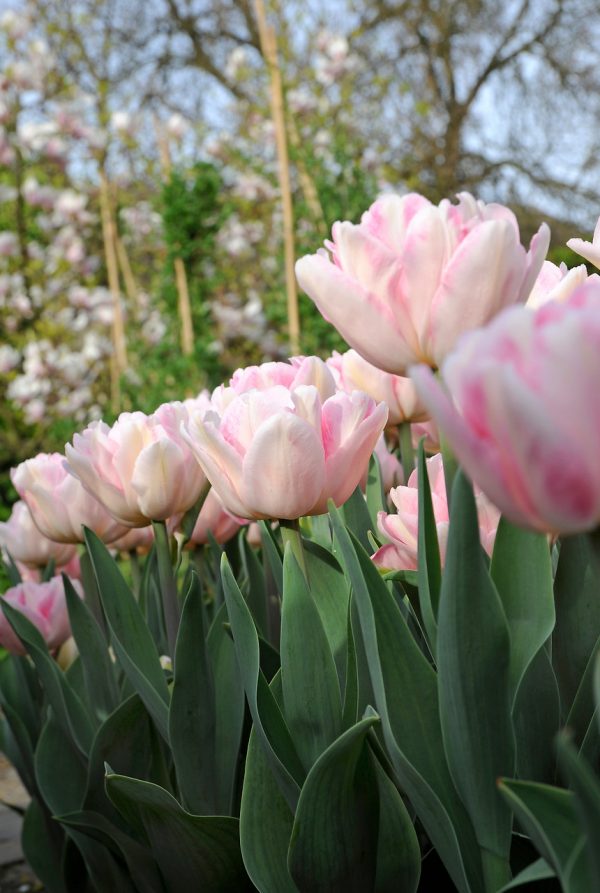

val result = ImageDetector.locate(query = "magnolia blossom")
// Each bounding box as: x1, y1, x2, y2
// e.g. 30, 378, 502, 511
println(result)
296, 192, 549, 374
0, 577, 79, 655
182, 385, 387, 520
372, 454, 499, 570
327, 349, 428, 425
411, 280, 600, 534
0, 500, 77, 568
12, 453, 127, 544
66, 403, 208, 526
567, 216, 600, 269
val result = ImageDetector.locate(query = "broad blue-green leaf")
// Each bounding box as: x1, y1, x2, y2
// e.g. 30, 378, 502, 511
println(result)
281, 544, 342, 770
303, 540, 350, 675
106, 772, 252, 890
169, 572, 216, 814
259, 521, 283, 595
0, 705, 37, 796
491, 519, 554, 702
206, 602, 246, 815
512, 646, 560, 782
330, 504, 482, 893
84, 528, 170, 740
416, 440, 442, 655
553, 534, 600, 715
35, 712, 87, 816
287, 716, 380, 892
64, 574, 119, 723
566, 631, 600, 746
239, 532, 269, 638
240, 725, 297, 893
366, 453, 387, 530
498, 779, 590, 892
1, 600, 94, 754
221, 554, 304, 810
58, 809, 164, 892
437, 473, 515, 880
0, 653, 42, 745
557, 733, 600, 891
22, 796, 68, 893
498, 858, 555, 891
341, 485, 374, 552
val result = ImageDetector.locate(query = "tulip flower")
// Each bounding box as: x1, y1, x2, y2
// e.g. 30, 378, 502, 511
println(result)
110, 525, 155, 555
327, 349, 428, 425
526, 260, 593, 309
65, 403, 208, 526
12, 453, 127, 544
182, 385, 387, 520
0, 500, 77, 568
567, 215, 600, 269
411, 281, 600, 534
0, 577, 80, 655
372, 454, 499, 570
180, 489, 244, 546
296, 191, 549, 374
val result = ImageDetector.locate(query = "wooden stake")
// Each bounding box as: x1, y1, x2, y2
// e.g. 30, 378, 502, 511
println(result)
254, 0, 300, 355
154, 120, 195, 356
115, 235, 142, 311
99, 171, 127, 413
287, 116, 326, 231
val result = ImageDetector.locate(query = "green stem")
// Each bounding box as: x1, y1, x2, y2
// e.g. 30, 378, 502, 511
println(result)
152, 520, 180, 656
399, 422, 415, 483
280, 519, 308, 581
481, 849, 511, 893
440, 431, 458, 511
129, 550, 142, 596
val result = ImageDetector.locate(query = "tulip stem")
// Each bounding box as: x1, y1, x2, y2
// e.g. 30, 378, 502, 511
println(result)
399, 422, 415, 483
152, 520, 180, 656
280, 519, 308, 581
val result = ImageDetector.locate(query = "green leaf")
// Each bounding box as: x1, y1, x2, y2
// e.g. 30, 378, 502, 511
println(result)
58, 809, 164, 893
1, 600, 94, 754
22, 796, 68, 893
169, 571, 216, 814
557, 733, 600, 891
498, 858, 555, 891
330, 504, 482, 893
240, 724, 297, 893
106, 772, 252, 891
498, 779, 590, 892
512, 646, 560, 783
64, 575, 119, 723
490, 519, 555, 702
566, 631, 600, 747
35, 713, 87, 817
553, 534, 600, 715
341, 485, 374, 552
281, 544, 343, 770
239, 532, 269, 638
221, 554, 304, 809
0, 704, 37, 796
259, 521, 283, 595
416, 440, 442, 655
366, 453, 387, 529
287, 716, 380, 893
84, 529, 170, 740
206, 602, 246, 815
437, 473, 515, 877
303, 540, 350, 683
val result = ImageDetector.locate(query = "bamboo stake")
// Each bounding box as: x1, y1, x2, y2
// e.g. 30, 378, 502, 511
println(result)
287, 116, 326, 230
99, 171, 127, 413
254, 0, 300, 355
115, 235, 142, 311
154, 120, 195, 356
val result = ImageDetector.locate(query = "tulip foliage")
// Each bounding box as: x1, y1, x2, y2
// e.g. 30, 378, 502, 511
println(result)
1, 192, 600, 892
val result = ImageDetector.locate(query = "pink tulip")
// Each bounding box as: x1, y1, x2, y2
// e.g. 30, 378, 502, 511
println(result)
182, 385, 387, 520
327, 349, 428, 425
12, 453, 127, 544
526, 260, 593, 309
411, 419, 440, 453
65, 403, 208, 526
180, 489, 244, 546
0, 501, 77, 568
567, 216, 600, 269
296, 191, 549, 374
372, 454, 499, 570
371, 435, 403, 493
0, 577, 80, 655
212, 356, 336, 413
411, 281, 600, 534
110, 525, 155, 555
17, 552, 81, 583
